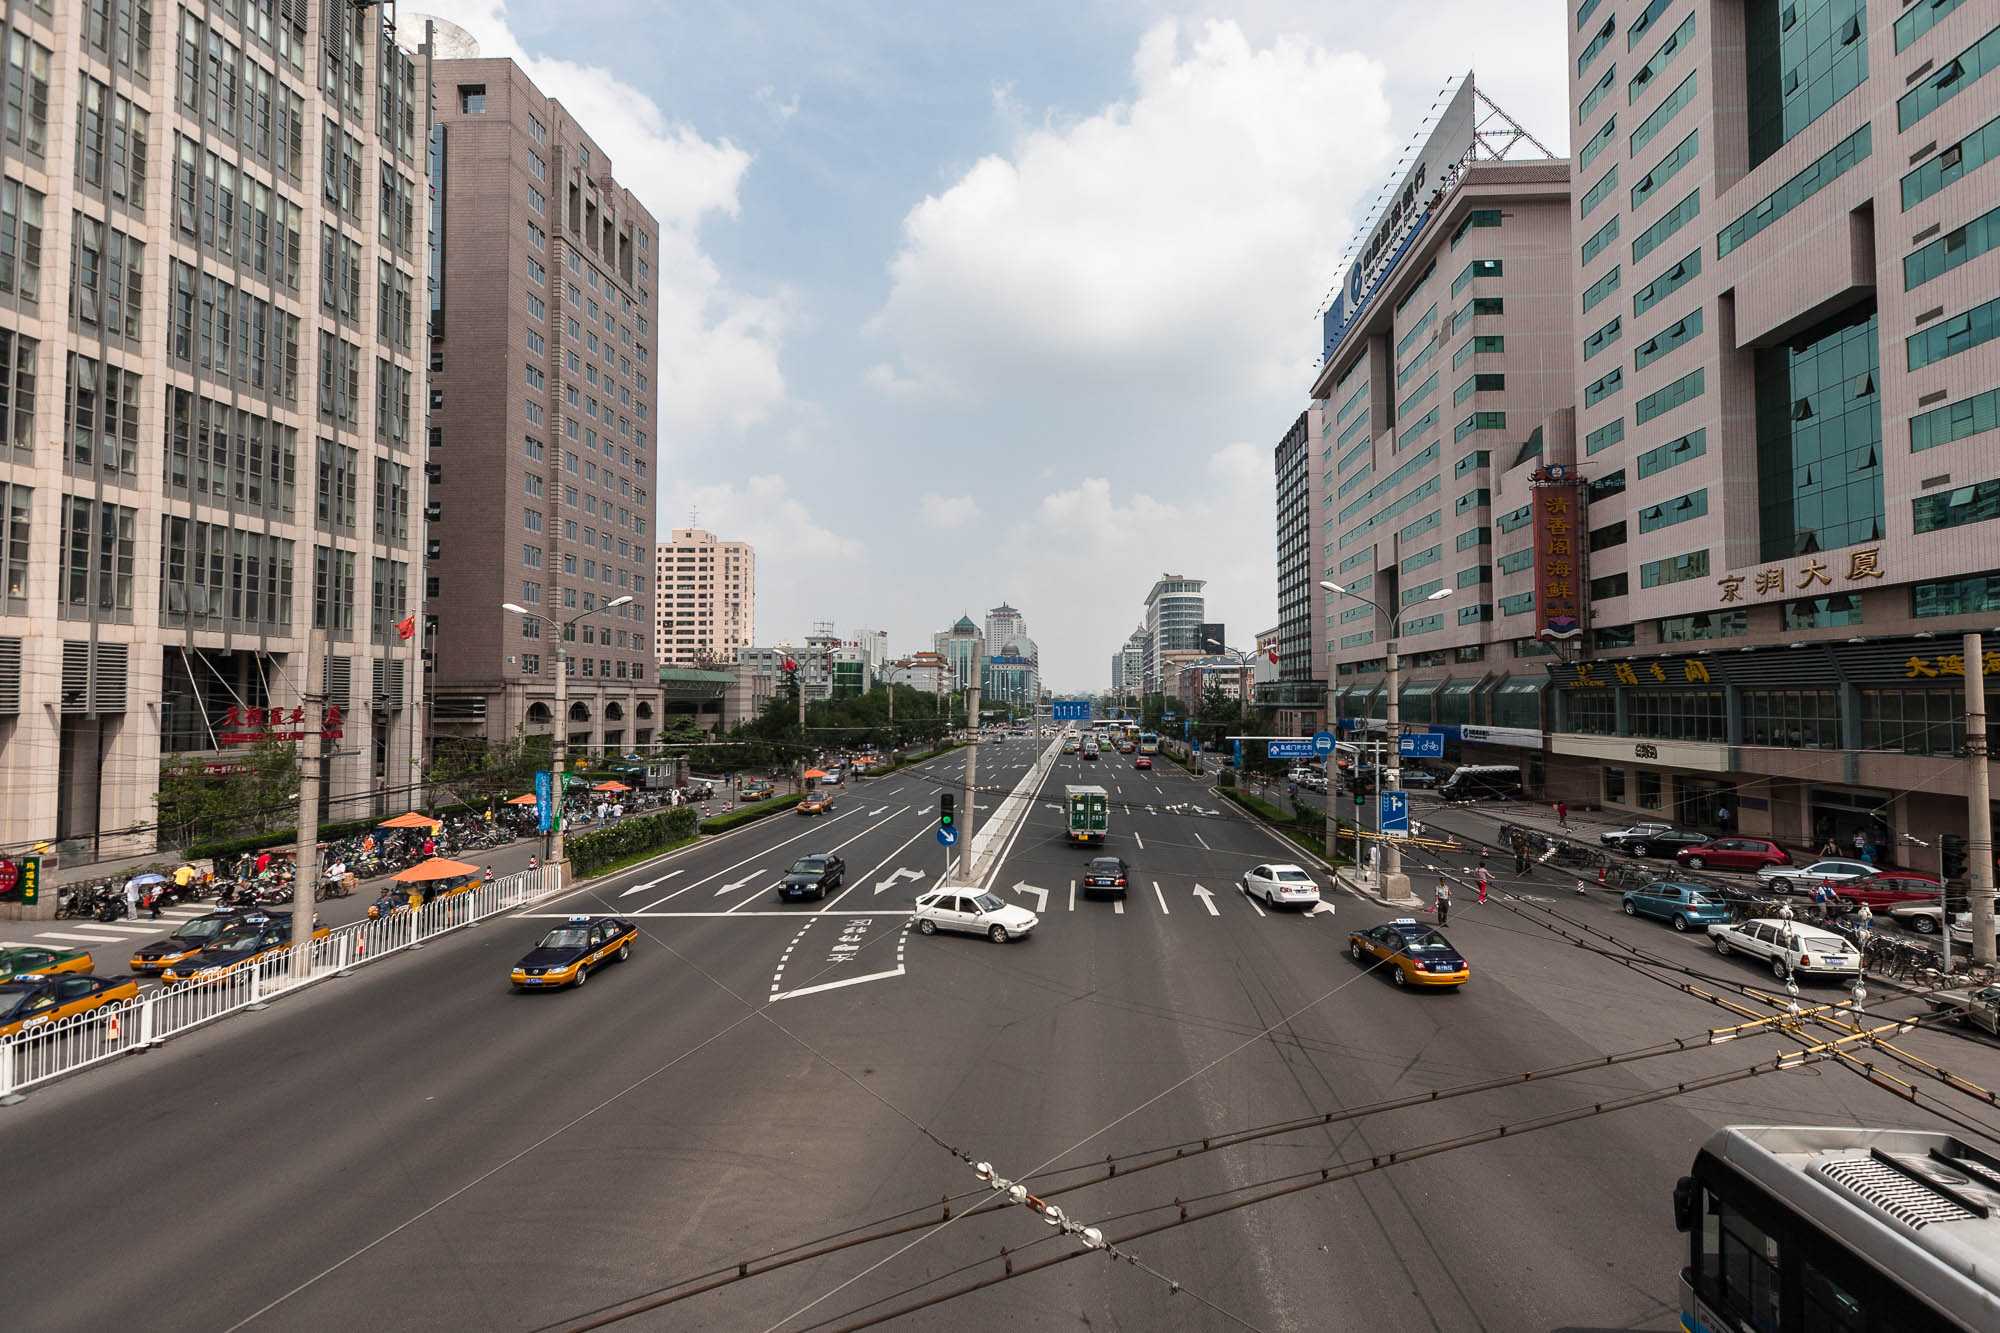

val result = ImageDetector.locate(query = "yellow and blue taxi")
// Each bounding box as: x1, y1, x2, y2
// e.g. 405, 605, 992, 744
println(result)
0, 945, 95, 982
0, 973, 140, 1037
510, 915, 638, 990
1347, 918, 1470, 988
158, 917, 328, 985
130, 908, 274, 974
798, 790, 835, 815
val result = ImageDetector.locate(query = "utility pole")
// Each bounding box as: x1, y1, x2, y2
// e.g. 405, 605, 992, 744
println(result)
961, 673, 982, 881
290, 625, 325, 983
1321, 660, 1339, 866
798, 662, 808, 790
1381, 638, 1415, 905
1967, 632, 1995, 964
551, 630, 569, 873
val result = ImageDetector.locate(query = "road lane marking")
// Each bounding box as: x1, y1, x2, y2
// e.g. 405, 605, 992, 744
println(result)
1133, 832, 1145, 850
714, 871, 767, 897
770, 964, 905, 1002
1014, 881, 1049, 912
868, 806, 890, 817
525, 910, 911, 918
1153, 881, 1169, 914
1194, 831, 1210, 850
1192, 884, 1219, 915
1113, 898, 1124, 914
1068, 879, 1076, 912
1242, 888, 1266, 918
728, 817, 895, 914
635, 805, 867, 911
619, 870, 681, 897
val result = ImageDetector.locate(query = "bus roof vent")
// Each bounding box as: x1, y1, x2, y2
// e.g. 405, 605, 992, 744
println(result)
1817, 1153, 1983, 1229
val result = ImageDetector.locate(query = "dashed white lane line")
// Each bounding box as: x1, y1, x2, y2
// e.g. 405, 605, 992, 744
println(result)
1113, 898, 1125, 915
1194, 831, 1210, 850
1153, 880, 1170, 915
1133, 832, 1145, 850
1068, 879, 1076, 912
770, 919, 819, 998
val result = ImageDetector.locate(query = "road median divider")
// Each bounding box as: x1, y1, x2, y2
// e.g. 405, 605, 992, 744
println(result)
699, 794, 805, 834
568, 807, 700, 877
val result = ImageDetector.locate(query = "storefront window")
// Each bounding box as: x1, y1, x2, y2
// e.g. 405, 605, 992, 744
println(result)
1563, 688, 1618, 734
1629, 689, 1725, 741
1493, 677, 1547, 729
1858, 688, 1964, 755
1636, 770, 1662, 810
1603, 764, 1626, 805
1742, 689, 1843, 749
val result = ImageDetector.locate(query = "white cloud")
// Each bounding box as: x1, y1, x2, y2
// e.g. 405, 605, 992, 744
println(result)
918, 494, 983, 532
659, 476, 862, 566
861, 362, 919, 396
753, 84, 801, 123
865, 18, 1394, 402
415, 2, 791, 446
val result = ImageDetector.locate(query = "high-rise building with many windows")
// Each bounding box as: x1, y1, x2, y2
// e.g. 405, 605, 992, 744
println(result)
426, 49, 661, 756
1542, 0, 2000, 843
0, 4, 432, 853
653, 527, 754, 665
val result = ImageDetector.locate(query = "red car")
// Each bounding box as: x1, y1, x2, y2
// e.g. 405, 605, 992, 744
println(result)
1676, 837, 1790, 872
1835, 873, 1944, 911
1134, 755, 1152, 770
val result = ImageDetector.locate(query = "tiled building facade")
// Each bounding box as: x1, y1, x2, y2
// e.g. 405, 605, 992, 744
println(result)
654, 527, 754, 666
0, 2, 431, 854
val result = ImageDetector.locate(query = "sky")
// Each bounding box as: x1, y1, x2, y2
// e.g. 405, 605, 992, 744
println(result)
415, 2, 1570, 693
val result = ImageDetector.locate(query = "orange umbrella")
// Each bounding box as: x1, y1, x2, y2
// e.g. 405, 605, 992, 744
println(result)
591, 780, 632, 792
506, 793, 539, 806
378, 812, 442, 829
801, 769, 829, 780
391, 856, 483, 883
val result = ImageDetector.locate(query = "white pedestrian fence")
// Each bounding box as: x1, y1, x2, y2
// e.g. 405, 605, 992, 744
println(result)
0, 864, 564, 1101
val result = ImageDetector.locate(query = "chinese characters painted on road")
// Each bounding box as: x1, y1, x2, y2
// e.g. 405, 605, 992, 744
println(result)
1533, 479, 1585, 641
1717, 547, 1885, 604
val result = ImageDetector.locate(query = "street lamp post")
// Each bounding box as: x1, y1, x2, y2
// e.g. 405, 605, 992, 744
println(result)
501, 594, 633, 876
1321, 581, 1450, 906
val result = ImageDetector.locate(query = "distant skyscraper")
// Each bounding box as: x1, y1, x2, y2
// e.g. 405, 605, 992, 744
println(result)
1143, 575, 1206, 692
654, 528, 755, 664
933, 616, 983, 692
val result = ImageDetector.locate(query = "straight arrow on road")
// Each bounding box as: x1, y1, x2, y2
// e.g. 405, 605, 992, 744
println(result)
1013, 881, 1048, 913
620, 870, 682, 897
715, 871, 766, 896
874, 867, 925, 895
1191, 884, 1219, 916
1309, 901, 1337, 918
868, 806, 890, 817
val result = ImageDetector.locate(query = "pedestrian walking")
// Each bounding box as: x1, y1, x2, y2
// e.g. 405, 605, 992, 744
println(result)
1852, 829, 1868, 858
1475, 865, 1490, 904
1715, 804, 1731, 833
1819, 835, 1839, 857
123, 875, 142, 921
1555, 801, 1569, 829
1434, 877, 1451, 926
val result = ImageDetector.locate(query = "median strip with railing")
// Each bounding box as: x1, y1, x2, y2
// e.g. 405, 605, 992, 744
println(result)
0, 863, 564, 1102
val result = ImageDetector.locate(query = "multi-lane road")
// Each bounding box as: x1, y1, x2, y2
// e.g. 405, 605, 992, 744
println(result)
7, 736, 1996, 1331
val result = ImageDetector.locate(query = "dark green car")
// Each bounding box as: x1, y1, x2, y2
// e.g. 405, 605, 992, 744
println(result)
0, 945, 95, 982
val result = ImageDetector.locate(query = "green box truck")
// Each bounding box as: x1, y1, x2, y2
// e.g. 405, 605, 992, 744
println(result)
1065, 785, 1109, 844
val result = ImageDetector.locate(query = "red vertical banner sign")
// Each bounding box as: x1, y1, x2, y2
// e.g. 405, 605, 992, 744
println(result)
1532, 469, 1585, 641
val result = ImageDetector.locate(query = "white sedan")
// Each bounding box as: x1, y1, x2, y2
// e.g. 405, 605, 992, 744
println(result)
1707, 917, 1860, 981
1240, 863, 1322, 909
913, 890, 1039, 942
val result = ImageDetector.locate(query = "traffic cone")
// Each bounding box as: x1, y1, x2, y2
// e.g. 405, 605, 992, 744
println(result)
108, 1012, 121, 1042
356, 933, 366, 959
1598, 865, 1606, 885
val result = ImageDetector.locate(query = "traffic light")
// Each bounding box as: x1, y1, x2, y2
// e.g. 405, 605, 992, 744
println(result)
939, 793, 956, 830
1943, 833, 1968, 880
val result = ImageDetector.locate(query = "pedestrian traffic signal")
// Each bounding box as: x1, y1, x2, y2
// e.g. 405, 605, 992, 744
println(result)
939, 794, 955, 830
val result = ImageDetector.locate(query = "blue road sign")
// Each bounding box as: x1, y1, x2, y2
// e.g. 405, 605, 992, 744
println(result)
1163, 712, 1178, 720
1379, 791, 1411, 837
936, 826, 958, 846
1051, 700, 1091, 721
1399, 732, 1445, 759
535, 770, 555, 833
1311, 730, 1337, 755
1267, 739, 1316, 759
1232, 739, 1243, 768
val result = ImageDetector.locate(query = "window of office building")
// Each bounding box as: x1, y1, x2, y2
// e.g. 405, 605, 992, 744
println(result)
1755, 302, 1882, 561
1629, 689, 1725, 742
1858, 688, 1965, 756
1913, 570, 2000, 618
1746, 0, 1867, 166
1780, 594, 1863, 630
1563, 688, 1618, 735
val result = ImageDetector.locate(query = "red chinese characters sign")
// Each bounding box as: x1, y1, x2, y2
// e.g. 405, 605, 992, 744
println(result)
216, 705, 345, 745
1533, 478, 1585, 641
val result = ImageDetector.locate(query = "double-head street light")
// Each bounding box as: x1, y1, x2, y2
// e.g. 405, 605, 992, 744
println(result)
1321, 580, 1451, 906
500, 594, 634, 870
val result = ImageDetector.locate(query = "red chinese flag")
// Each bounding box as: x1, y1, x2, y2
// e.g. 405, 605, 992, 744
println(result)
782, 658, 797, 673
396, 615, 416, 641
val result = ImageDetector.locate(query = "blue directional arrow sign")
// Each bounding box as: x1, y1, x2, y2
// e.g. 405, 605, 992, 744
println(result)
1051, 700, 1092, 721
936, 826, 958, 846
1311, 730, 1337, 755
1379, 791, 1411, 837
1399, 732, 1445, 758
1267, 740, 1316, 759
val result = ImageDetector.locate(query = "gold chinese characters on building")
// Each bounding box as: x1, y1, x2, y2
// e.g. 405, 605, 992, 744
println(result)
1716, 548, 1884, 604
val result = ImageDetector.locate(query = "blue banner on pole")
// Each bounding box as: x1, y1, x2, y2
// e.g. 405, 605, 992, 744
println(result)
1379, 791, 1411, 837
1312, 730, 1337, 755
535, 770, 555, 833
1267, 739, 1316, 759
1399, 733, 1445, 758
1052, 700, 1092, 721
1232, 739, 1243, 768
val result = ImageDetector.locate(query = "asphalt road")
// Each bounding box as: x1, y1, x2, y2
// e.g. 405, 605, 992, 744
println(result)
6, 738, 1995, 1332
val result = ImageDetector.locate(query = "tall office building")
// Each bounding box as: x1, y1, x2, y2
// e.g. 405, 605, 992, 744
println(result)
653, 527, 754, 665
1116, 625, 1146, 699
0, 5, 433, 851
933, 615, 983, 693
426, 50, 662, 754
1540, 0, 2000, 841
1261, 410, 1326, 731
1142, 574, 1206, 692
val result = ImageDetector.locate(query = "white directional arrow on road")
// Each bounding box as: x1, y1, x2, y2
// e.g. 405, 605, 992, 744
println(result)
874, 867, 925, 895
1044, 802, 1063, 811
1013, 881, 1049, 913
1309, 901, 1338, 918
620, 869, 682, 897
1191, 884, 1219, 916
715, 871, 766, 896
868, 806, 890, 817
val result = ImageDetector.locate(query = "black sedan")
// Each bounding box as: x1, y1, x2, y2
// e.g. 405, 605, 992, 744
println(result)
130, 908, 275, 974
510, 915, 638, 989
778, 854, 845, 902
157, 918, 321, 985
1081, 856, 1130, 897
1622, 828, 1711, 859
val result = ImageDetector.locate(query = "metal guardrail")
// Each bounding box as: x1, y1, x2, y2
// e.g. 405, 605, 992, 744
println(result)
0, 864, 563, 1102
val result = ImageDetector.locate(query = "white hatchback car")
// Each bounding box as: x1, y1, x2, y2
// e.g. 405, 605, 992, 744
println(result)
1240, 863, 1322, 909
913, 889, 1039, 942
1706, 916, 1861, 981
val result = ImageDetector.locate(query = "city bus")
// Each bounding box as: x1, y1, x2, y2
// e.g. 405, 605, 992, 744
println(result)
1137, 731, 1160, 755
1675, 1125, 2000, 1331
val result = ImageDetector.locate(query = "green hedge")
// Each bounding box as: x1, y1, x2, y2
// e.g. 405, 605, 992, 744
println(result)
1219, 788, 1347, 866
568, 806, 700, 878
700, 794, 805, 834
188, 814, 387, 863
